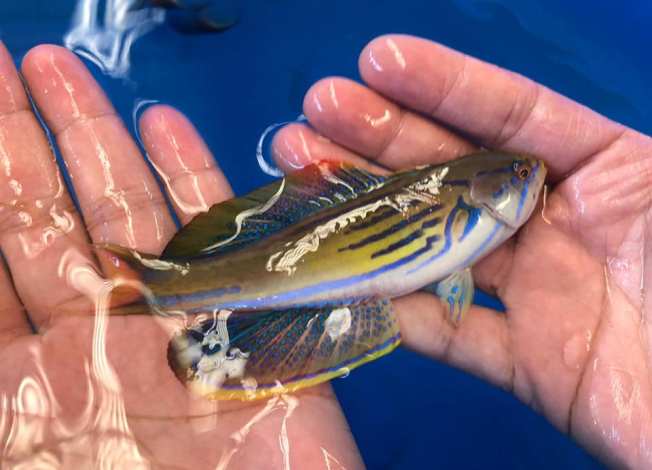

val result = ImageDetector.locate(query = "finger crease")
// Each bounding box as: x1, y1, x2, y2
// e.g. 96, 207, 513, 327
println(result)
566, 127, 629, 178
566, 271, 607, 438
165, 165, 219, 188
429, 55, 467, 117
83, 187, 168, 233
492, 79, 541, 148
55, 110, 119, 138
0, 108, 34, 123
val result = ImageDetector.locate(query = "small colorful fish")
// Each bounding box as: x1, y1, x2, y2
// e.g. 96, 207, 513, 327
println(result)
102, 151, 546, 400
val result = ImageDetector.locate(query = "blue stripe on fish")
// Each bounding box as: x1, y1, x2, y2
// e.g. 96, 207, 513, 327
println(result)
456, 197, 481, 242
158, 224, 453, 313
459, 220, 503, 267
154, 198, 501, 314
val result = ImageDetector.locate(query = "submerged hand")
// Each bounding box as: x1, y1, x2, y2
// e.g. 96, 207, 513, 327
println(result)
0, 43, 362, 468
273, 35, 652, 469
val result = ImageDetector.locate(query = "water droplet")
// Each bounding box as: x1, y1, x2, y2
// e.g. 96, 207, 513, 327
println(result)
562, 330, 592, 371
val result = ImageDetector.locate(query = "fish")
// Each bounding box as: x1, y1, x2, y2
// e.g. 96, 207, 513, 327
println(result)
100, 151, 546, 400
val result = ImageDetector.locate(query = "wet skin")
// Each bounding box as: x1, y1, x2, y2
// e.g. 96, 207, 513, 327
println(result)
0, 34, 650, 468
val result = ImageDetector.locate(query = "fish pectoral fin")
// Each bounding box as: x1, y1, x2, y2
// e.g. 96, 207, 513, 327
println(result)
423, 268, 474, 326
167, 299, 401, 401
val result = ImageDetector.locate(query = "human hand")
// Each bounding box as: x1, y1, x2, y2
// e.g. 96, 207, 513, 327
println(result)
272, 34, 652, 469
0, 43, 362, 468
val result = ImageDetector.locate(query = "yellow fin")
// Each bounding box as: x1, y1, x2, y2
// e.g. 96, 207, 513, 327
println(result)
168, 299, 400, 400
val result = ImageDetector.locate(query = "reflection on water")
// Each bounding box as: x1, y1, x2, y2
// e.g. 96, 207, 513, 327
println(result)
256, 115, 307, 177
64, 0, 166, 78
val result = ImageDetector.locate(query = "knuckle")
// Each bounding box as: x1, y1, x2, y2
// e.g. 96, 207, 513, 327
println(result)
82, 186, 167, 233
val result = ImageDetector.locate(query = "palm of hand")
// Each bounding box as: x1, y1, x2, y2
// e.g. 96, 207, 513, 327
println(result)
501, 132, 652, 467
3, 309, 355, 468
0, 44, 358, 468
0, 34, 649, 469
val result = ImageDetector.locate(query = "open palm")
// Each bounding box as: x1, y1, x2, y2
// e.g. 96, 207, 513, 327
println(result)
272, 35, 652, 469
0, 44, 361, 468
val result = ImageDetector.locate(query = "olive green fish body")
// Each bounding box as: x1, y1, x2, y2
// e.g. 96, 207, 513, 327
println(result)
142, 155, 543, 314
106, 152, 546, 400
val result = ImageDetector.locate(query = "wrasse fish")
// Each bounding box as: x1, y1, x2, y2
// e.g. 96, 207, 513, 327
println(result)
102, 151, 546, 400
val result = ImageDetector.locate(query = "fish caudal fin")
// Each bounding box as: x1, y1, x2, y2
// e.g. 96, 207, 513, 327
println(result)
168, 299, 401, 400
94, 244, 158, 313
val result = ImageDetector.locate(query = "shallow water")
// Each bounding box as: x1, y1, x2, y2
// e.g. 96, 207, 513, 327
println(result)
0, 0, 649, 468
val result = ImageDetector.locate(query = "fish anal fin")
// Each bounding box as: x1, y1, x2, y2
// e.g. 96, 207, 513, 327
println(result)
168, 299, 400, 400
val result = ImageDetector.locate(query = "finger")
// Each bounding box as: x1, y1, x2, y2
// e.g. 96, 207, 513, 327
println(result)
272, 123, 388, 174
358, 35, 626, 179
0, 42, 95, 327
302, 77, 476, 170
22, 45, 176, 254
394, 292, 514, 391
138, 105, 232, 224
0, 255, 31, 344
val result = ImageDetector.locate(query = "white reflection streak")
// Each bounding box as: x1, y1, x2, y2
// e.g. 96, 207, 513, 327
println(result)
6, 377, 48, 458
59, 247, 150, 467
256, 114, 308, 177
278, 394, 298, 470
64, 0, 165, 78
90, 266, 150, 468
321, 447, 347, 470
215, 397, 279, 470
215, 395, 298, 470
1, 339, 67, 465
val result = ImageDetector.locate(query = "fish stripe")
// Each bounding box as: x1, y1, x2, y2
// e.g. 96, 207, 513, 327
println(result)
339, 204, 442, 253
370, 209, 445, 259
371, 229, 425, 259
343, 206, 398, 233
155, 195, 473, 311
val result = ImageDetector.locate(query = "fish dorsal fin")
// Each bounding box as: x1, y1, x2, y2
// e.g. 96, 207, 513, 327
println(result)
162, 161, 389, 258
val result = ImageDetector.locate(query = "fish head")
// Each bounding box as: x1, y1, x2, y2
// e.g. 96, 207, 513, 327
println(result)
467, 152, 547, 229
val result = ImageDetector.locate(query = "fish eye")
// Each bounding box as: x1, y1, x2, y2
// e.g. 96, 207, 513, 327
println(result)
513, 161, 531, 180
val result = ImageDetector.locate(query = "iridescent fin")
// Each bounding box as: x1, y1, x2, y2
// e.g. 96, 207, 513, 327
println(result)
423, 268, 474, 326
162, 161, 389, 259
168, 299, 401, 400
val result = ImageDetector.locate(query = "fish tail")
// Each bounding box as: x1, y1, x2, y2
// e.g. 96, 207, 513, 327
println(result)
94, 244, 156, 314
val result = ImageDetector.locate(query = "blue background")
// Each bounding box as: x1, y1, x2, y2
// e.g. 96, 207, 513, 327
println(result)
2, 0, 650, 468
